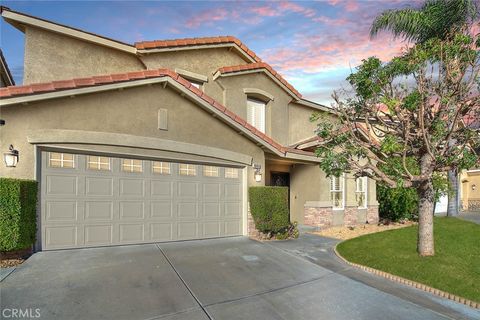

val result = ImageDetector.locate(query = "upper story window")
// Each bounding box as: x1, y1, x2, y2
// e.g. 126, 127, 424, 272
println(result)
87, 155, 110, 171
49, 152, 74, 168
121, 159, 143, 173
356, 177, 368, 208
330, 174, 345, 210
247, 98, 266, 133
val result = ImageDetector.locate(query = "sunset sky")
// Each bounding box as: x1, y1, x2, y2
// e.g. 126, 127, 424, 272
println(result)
0, 0, 418, 105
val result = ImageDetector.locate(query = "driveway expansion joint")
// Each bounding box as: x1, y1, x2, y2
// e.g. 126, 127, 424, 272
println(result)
203, 272, 338, 308
155, 244, 215, 320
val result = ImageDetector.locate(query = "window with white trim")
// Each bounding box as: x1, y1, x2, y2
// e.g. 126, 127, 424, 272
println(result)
356, 177, 368, 208
203, 166, 219, 177
152, 161, 171, 175
330, 174, 345, 209
225, 168, 239, 179
179, 164, 196, 176
121, 159, 143, 173
247, 98, 266, 133
49, 152, 75, 168
87, 155, 110, 171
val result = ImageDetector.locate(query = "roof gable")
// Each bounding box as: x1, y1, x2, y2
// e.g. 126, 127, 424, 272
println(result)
214, 62, 301, 99
135, 36, 261, 64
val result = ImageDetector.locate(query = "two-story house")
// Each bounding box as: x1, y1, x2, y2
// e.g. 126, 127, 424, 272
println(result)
0, 7, 378, 251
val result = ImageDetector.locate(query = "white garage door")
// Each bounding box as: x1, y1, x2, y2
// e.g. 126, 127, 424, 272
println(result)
40, 151, 244, 250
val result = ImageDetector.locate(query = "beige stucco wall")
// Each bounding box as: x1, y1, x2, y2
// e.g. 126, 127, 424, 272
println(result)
288, 103, 336, 145
0, 83, 265, 187
23, 27, 145, 84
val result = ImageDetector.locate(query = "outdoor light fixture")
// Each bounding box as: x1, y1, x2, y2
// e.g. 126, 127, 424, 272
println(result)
4, 145, 19, 167
253, 164, 262, 182
473, 184, 477, 191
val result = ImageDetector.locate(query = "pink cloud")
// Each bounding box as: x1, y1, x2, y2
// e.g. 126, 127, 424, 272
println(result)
249, 1, 317, 19
262, 31, 407, 74
313, 16, 349, 26
251, 6, 281, 17
185, 8, 229, 28
344, 0, 359, 12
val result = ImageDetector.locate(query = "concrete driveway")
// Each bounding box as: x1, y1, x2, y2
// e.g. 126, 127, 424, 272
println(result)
1, 237, 478, 320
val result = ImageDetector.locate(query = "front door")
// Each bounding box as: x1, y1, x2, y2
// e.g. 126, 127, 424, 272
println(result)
271, 172, 290, 187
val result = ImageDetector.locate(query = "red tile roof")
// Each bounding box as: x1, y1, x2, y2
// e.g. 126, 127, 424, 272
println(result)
135, 36, 262, 63
0, 69, 293, 155
217, 62, 302, 98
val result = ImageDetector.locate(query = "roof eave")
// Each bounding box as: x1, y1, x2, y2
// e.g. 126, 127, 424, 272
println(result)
213, 69, 301, 100
138, 43, 257, 63
1, 8, 136, 54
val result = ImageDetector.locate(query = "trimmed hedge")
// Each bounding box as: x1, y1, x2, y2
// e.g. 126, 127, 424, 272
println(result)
249, 186, 289, 233
0, 178, 38, 251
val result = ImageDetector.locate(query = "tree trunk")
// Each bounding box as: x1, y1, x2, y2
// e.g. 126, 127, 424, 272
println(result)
417, 179, 435, 256
447, 169, 459, 216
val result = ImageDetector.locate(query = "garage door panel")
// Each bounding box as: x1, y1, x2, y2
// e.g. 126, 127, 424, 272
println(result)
85, 201, 113, 220
225, 220, 241, 236
120, 201, 145, 219
46, 201, 78, 222
119, 224, 145, 242
46, 226, 78, 248
150, 201, 173, 218
178, 181, 198, 198
204, 202, 221, 217
85, 225, 113, 245
203, 183, 221, 199
204, 221, 221, 237
86, 177, 113, 196
150, 223, 174, 241
47, 175, 77, 196
225, 202, 242, 218
41, 152, 244, 250
177, 222, 198, 239
120, 178, 144, 197
151, 180, 173, 197
178, 202, 198, 218
224, 184, 241, 200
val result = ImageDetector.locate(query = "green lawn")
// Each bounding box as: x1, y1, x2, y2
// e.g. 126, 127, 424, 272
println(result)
336, 217, 480, 302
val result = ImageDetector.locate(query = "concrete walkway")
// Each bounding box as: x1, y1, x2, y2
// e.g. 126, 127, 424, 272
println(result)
1, 236, 478, 320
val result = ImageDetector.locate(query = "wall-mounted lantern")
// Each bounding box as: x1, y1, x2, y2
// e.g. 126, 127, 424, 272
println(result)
473, 184, 477, 191
4, 145, 19, 167
253, 163, 262, 182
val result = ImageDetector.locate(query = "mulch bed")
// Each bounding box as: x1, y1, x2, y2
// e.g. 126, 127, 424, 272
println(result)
1, 248, 32, 268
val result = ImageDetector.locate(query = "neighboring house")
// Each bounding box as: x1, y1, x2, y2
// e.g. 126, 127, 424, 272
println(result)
0, 7, 378, 251
0, 48, 15, 87
460, 170, 480, 211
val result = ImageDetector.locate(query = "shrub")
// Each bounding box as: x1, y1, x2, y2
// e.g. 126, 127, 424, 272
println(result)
377, 185, 418, 221
249, 186, 290, 233
0, 178, 38, 251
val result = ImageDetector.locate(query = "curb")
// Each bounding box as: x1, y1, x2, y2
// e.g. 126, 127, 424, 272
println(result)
333, 245, 479, 309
